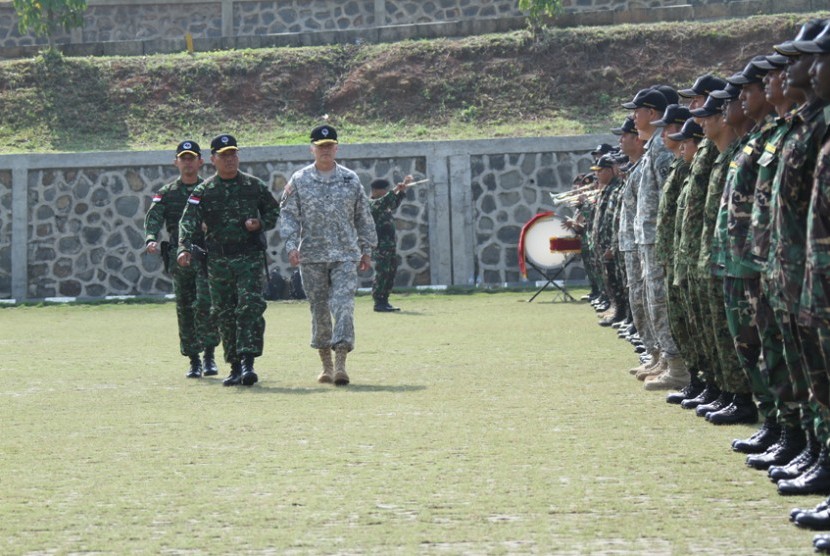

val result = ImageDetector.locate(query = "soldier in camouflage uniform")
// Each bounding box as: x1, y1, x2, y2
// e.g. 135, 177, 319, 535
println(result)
590, 155, 625, 325
177, 134, 280, 388
673, 75, 728, 410
145, 140, 220, 379
280, 125, 377, 386
369, 176, 409, 312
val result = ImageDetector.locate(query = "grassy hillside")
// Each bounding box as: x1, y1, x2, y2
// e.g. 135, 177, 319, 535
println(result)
0, 12, 822, 153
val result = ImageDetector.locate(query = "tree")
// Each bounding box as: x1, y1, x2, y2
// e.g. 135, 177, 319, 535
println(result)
14, 0, 88, 51
518, 0, 563, 36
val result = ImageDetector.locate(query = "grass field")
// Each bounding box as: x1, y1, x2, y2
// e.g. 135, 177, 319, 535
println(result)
0, 291, 821, 554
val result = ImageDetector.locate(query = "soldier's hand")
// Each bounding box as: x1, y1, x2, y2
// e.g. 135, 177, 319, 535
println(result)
177, 251, 192, 267
358, 254, 371, 272
288, 249, 301, 267
146, 241, 159, 255
245, 218, 261, 232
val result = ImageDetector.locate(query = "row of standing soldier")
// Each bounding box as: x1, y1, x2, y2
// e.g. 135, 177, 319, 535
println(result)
564, 19, 830, 553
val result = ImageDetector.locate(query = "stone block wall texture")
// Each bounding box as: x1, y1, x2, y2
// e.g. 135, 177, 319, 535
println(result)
0, 136, 603, 300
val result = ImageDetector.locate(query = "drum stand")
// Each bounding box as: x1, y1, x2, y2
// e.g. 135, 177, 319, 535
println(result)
526, 256, 577, 303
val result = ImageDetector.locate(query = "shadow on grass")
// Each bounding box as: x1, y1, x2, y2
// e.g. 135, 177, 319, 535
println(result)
199, 380, 426, 394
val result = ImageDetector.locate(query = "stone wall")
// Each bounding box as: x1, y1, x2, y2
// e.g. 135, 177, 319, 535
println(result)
0, 135, 609, 301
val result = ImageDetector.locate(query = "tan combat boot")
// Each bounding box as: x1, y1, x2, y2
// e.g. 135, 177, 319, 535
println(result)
629, 348, 660, 375
317, 348, 334, 384
644, 356, 691, 391
334, 345, 350, 386
636, 355, 667, 381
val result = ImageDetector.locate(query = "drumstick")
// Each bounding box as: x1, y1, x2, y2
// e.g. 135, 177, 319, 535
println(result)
404, 178, 430, 187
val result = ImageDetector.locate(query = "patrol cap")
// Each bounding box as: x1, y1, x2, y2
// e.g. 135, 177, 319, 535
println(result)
710, 83, 742, 100
774, 19, 826, 56
754, 53, 790, 70
612, 153, 629, 165
652, 85, 679, 106
610, 116, 638, 135
793, 20, 830, 54
311, 125, 338, 145
728, 56, 770, 85
176, 140, 201, 157
591, 143, 614, 156
370, 178, 390, 190
678, 74, 728, 98
590, 154, 616, 171
667, 118, 705, 141
621, 88, 668, 111
689, 95, 726, 117
210, 134, 238, 154
651, 104, 692, 127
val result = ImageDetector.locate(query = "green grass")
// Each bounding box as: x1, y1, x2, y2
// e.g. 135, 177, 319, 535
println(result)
0, 292, 819, 554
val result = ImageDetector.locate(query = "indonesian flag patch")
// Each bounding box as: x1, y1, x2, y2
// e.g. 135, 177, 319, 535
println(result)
152, 194, 162, 203
187, 195, 201, 205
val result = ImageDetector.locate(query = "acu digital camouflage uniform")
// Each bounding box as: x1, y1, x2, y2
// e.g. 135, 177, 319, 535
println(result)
369, 187, 406, 307
279, 162, 377, 352
178, 171, 280, 365
144, 177, 219, 360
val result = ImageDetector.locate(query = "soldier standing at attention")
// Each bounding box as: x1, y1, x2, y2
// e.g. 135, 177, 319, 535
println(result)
144, 140, 220, 379
177, 134, 280, 387
280, 125, 378, 386
369, 176, 411, 312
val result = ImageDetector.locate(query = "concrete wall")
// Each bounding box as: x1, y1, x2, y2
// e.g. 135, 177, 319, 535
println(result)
0, 134, 612, 301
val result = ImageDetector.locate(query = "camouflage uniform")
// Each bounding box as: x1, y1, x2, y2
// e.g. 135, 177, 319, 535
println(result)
145, 177, 219, 357
767, 99, 827, 434
619, 159, 656, 351
178, 171, 279, 364
576, 199, 601, 295
715, 118, 778, 417
369, 188, 405, 305
592, 177, 624, 309
675, 139, 721, 387
280, 163, 377, 351
637, 134, 678, 359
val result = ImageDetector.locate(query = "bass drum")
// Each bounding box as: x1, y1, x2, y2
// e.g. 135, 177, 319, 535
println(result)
519, 212, 577, 272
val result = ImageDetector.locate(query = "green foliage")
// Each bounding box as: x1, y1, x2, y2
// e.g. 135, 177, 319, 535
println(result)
13, 0, 87, 49
518, 0, 563, 34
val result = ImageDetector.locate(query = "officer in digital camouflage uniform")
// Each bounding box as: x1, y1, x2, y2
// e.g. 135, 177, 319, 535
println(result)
145, 140, 220, 379
673, 74, 728, 410
746, 21, 827, 483
280, 125, 377, 386
177, 134, 280, 387
369, 176, 410, 312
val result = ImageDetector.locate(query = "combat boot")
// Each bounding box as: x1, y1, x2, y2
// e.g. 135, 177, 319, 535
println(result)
240, 354, 258, 386
706, 392, 759, 425
794, 506, 830, 530
317, 348, 334, 384
644, 357, 690, 391
334, 345, 350, 386
746, 426, 807, 470
792, 500, 830, 523
816, 534, 830, 553
636, 355, 667, 381
732, 416, 781, 454
769, 429, 819, 482
681, 383, 720, 410
666, 374, 704, 404
186, 355, 203, 379
696, 391, 732, 418
223, 360, 242, 387
202, 346, 219, 376
778, 447, 830, 496
629, 348, 659, 375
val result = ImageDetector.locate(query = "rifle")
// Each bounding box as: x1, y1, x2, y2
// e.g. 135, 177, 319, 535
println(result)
159, 241, 171, 274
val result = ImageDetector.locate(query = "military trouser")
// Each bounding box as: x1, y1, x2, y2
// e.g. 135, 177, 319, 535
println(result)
170, 249, 219, 357
640, 244, 679, 358
678, 271, 717, 385
301, 261, 358, 352
372, 247, 398, 304
666, 264, 703, 380
580, 245, 601, 296
773, 308, 813, 433
623, 250, 655, 350
602, 259, 626, 313
705, 276, 749, 394
724, 276, 773, 417
688, 273, 723, 387
796, 323, 830, 445
614, 249, 628, 315
750, 281, 800, 427
207, 252, 266, 363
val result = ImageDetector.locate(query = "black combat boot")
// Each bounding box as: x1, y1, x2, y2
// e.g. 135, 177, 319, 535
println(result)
223, 360, 242, 387
202, 346, 219, 376
791, 499, 829, 522
746, 426, 807, 470
666, 374, 704, 405
778, 447, 830, 496
240, 354, 258, 386
769, 429, 819, 482
707, 392, 759, 425
815, 533, 830, 553
696, 391, 732, 418
186, 355, 202, 379
732, 415, 781, 454
681, 383, 720, 410
794, 501, 830, 530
